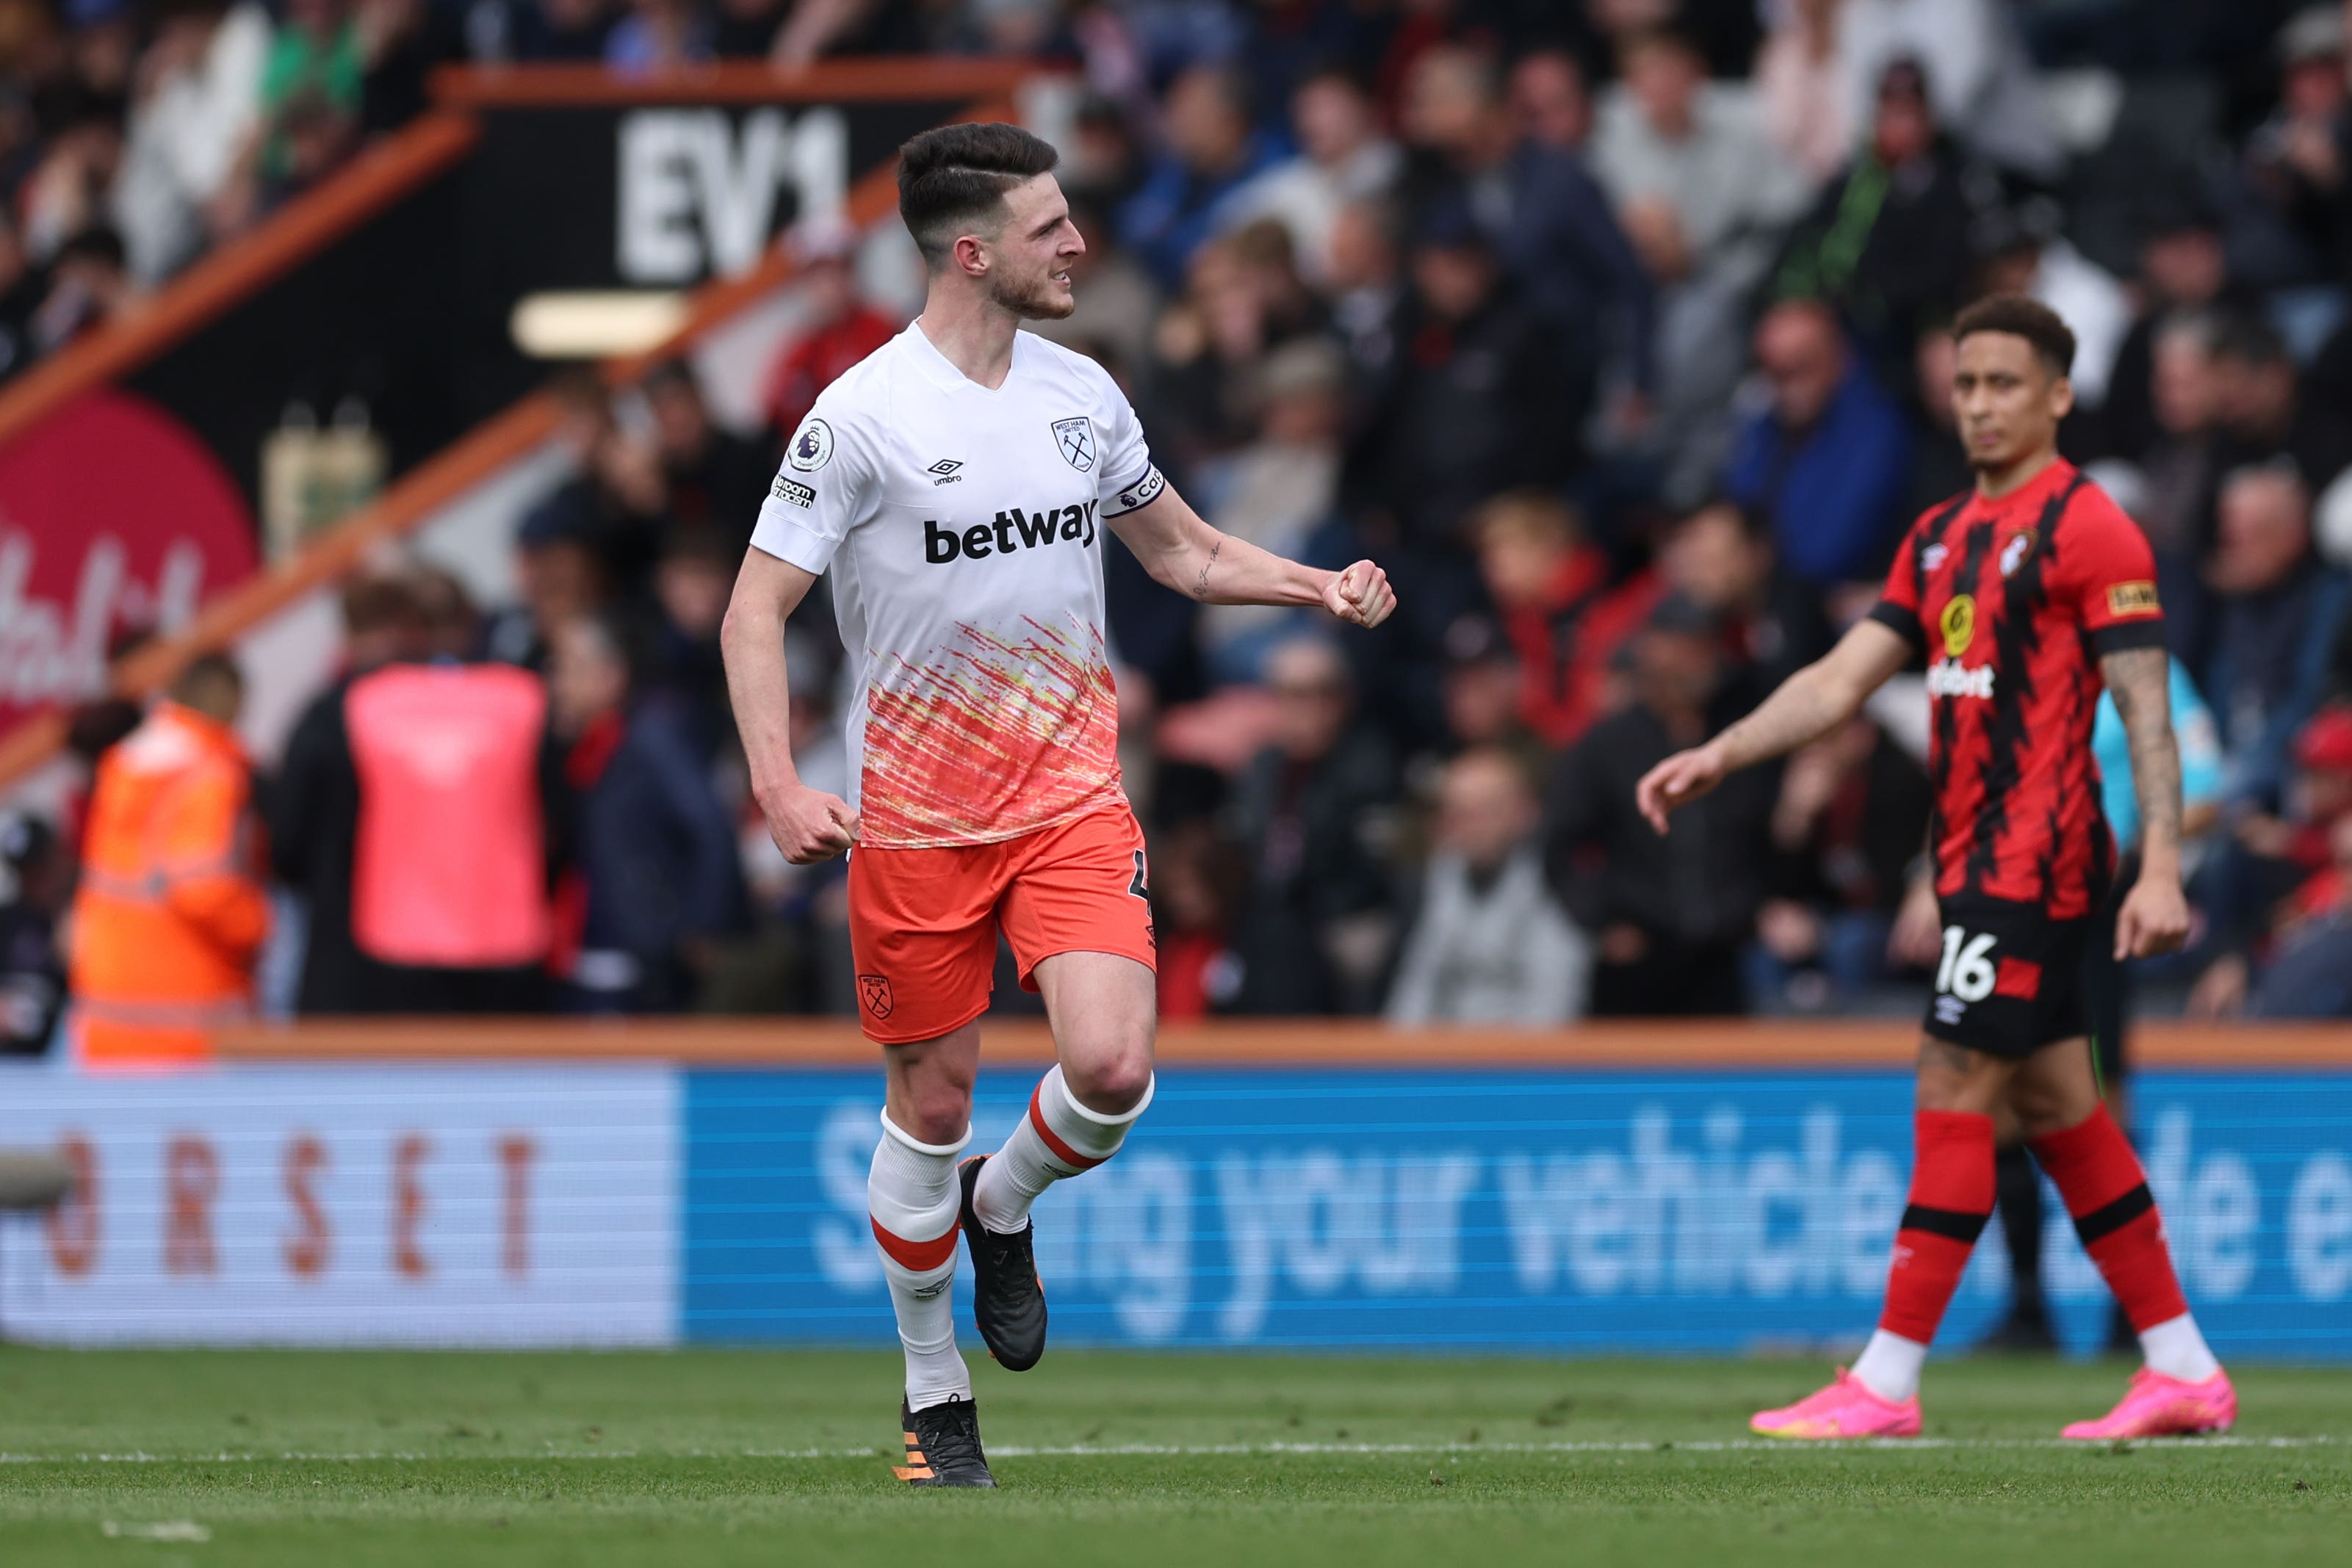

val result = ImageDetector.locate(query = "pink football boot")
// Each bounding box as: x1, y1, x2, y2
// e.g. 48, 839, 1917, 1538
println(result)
2062, 1368, 2236, 1440
1751, 1368, 1923, 1440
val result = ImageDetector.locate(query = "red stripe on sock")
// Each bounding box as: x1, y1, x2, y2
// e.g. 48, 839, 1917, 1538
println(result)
2030, 1105, 2190, 1331
1028, 1080, 1107, 1171
870, 1216, 959, 1272
1878, 1109, 1996, 1343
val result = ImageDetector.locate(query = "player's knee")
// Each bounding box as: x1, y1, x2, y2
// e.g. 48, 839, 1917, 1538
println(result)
899, 1086, 975, 1146
1061, 1040, 1154, 1117
2009, 1078, 2092, 1139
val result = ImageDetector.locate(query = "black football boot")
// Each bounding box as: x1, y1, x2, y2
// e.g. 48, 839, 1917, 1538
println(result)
958, 1155, 1048, 1371
895, 1396, 997, 1488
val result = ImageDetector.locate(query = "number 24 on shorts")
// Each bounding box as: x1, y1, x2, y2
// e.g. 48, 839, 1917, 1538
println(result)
1936, 926, 1999, 1002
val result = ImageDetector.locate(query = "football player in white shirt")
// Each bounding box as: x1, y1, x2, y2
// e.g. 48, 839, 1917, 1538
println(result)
722, 122, 1395, 1487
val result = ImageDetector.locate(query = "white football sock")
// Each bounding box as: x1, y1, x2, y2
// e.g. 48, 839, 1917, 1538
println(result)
867, 1113, 972, 1411
970, 1063, 1154, 1235
2140, 1312, 2223, 1383
1851, 1330, 1930, 1403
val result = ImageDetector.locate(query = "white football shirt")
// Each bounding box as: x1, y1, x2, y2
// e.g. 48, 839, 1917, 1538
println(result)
749, 322, 1164, 848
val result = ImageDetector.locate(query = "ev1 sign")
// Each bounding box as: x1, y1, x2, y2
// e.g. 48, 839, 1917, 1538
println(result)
616, 106, 847, 283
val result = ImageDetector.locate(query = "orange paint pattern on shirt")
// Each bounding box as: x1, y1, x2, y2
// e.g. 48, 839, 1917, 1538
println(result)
859, 618, 1122, 846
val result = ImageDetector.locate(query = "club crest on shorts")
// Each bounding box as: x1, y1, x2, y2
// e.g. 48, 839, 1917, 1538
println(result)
858, 973, 894, 1019
1051, 416, 1095, 473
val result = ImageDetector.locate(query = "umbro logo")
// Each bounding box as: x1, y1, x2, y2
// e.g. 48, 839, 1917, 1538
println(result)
927, 459, 963, 486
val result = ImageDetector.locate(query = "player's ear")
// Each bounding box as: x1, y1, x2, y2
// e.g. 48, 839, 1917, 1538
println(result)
953, 231, 988, 279
2047, 370, 2074, 422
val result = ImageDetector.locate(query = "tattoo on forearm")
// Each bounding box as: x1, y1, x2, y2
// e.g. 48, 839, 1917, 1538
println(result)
1194, 536, 1223, 601
2103, 646, 2182, 852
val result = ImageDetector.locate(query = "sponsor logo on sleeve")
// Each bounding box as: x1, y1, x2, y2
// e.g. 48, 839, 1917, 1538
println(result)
1052, 416, 1096, 472
787, 418, 834, 472
2107, 580, 2160, 615
770, 476, 815, 508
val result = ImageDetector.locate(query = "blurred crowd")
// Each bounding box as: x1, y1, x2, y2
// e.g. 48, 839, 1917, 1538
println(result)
13, 0, 2352, 1049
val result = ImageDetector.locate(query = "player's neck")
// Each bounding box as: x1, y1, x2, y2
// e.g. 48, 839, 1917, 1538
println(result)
915, 286, 1023, 391
1973, 444, 2061, 502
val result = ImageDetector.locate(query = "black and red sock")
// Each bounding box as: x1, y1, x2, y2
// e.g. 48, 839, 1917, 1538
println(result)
1879, 1109, 1996, 1343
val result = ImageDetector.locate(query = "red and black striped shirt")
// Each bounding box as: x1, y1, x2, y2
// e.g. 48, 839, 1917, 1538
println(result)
1867, 460, 2166, 920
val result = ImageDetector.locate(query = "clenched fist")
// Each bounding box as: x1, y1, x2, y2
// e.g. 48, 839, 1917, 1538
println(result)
762, 781, 859, 864
1324, 561, 1396, 629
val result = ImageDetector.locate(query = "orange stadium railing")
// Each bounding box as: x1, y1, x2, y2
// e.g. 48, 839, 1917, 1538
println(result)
209, 1018, 2352, 1069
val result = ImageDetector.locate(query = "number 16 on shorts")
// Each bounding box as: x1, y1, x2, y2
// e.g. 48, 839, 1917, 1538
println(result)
1936, 926, 1999, 1005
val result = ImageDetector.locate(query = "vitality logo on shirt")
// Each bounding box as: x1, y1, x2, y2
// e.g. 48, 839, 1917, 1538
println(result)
924, 499, 1098, 563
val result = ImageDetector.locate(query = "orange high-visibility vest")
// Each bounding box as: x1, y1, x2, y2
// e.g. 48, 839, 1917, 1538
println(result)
68, 702, 270, 1067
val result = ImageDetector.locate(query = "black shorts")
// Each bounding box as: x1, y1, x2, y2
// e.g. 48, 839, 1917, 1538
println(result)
1920, 894, 2093, 1059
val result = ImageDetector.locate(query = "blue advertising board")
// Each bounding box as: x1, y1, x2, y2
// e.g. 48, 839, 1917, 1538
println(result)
684, 1068, 2352, 1360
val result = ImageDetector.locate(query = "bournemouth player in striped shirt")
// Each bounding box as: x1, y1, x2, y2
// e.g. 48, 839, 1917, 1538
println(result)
1638, 295, 2234, 1440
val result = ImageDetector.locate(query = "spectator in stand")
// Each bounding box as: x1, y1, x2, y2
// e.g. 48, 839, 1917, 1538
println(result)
1972, 203, 2134, 413
1194, 336, 1350, 684
111, 0, 267, 283
1349, 206, 1573, 559
1150, 817, 1248, 1022
1658, 498, 1833, 705
1507, 48, 1590, 156
1222, 67, 1399, 287
19, 85, 123, 264
643, 525, 736, 761
483, 501, 614, 671
1397, 43, 1654, 428
1473, 488, 1659, 751
467, 0, 612, 60
2190, 705, 2352, 1019
545, 613, 742, 1013
2208, 312, 2352, 500
2244, 6, 2351, 283
1745, 715, 1931, 1012
604, 0, 710, 71
1724, 296, 1915, 587
0, 814, 71, 1055
710, 0, 782, 57
1225, 637, 1402, 1015
643, 359, 770, 543
762, 219, 895, 442
1118, 62, 1282, 289
272, 573, 566, 1013
1322, 198, 1404, 416
1388, 745, 1590, 1027
70, 654, 269, 1066
1544, 593, 1778, 1016
1775, 59, 1993, 379
1836, 0, 2060, 180
2098, 196, 2236, 468
1436, 613, 1545, 776
2111, 311, 2226, 665
26, 223, 132, 352
1896, 320, 1974, 524
1754, 0, 1849, 188
2204, 462, 2350, 812
1590, 26, 1811, 497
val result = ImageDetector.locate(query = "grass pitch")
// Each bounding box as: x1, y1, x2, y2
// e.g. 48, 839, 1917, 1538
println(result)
0, 1349, 2344, 1567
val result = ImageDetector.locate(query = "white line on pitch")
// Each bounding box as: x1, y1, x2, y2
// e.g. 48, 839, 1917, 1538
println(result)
0, 1435, 2339, 1464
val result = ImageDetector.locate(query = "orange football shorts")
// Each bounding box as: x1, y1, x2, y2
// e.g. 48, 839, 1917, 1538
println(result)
845, 802, 1156, 1044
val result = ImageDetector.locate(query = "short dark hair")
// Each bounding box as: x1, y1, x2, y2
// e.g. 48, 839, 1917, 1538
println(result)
1952, 293, 2075, 377
896, 122, 1060, 267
